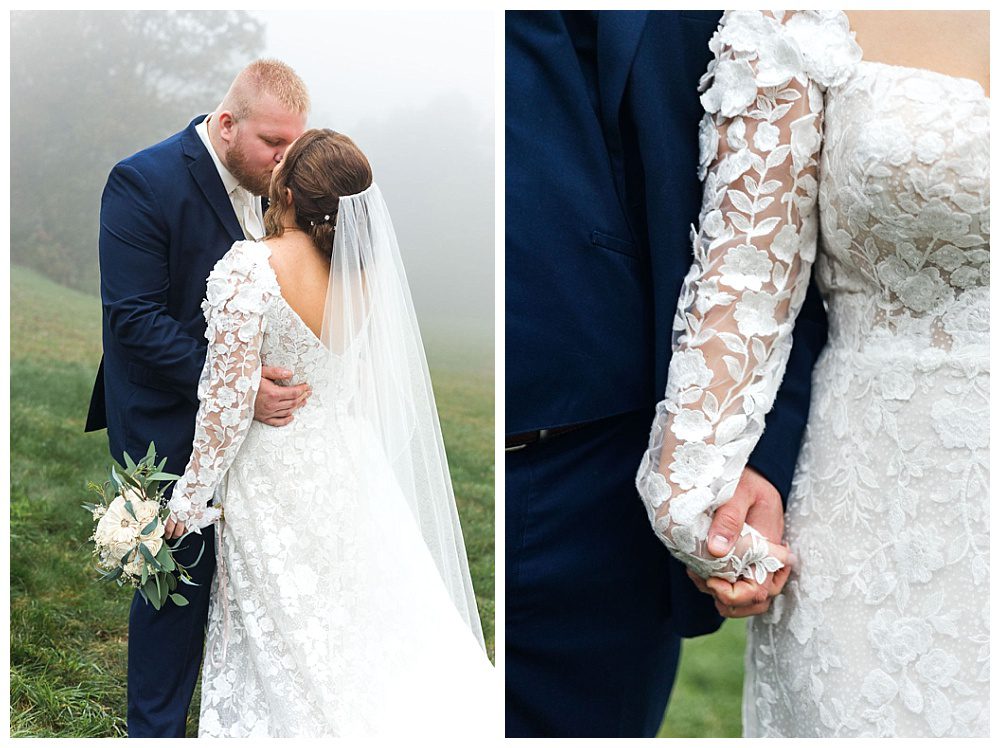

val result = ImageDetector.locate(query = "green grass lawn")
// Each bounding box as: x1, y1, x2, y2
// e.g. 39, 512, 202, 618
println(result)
659, 618, 746, 737
9, 265, 495, 737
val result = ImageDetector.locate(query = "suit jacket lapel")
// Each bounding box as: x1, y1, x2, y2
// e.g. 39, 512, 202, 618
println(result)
597, 11, 648, 153
181, 116, 244, 246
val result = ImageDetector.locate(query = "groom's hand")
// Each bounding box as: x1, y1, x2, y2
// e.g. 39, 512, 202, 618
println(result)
254, 367, 311, 426
689, 466, 792, 617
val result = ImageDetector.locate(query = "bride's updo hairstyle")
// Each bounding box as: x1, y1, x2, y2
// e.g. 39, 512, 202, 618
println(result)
264, 128, 373, 259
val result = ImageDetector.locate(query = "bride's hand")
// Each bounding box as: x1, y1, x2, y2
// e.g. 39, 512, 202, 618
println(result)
688, 542, 795, 618
164, 515, 186, 540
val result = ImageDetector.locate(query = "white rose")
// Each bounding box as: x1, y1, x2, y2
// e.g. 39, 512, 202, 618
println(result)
897, 268, 952, 313
752, 121, 781, 152
868, 609, 933, 670
753, 33, 804, 88
720, 243, 773, 292
702, 209, 725, 238
717, 11, 772, 54
700, 58, 758, 118
639, 469, 671, 510
667, 349, 714, 396
784, 10, 862, 88
669, 441, 726, 490
770, 223, 799, 263
734, 291, 780, 337
670, 408, 713, 442
205, 275, 236, 308
915, 649, 960, 688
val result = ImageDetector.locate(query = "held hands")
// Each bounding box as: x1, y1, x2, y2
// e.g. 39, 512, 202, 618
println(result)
254, 367, 311, 426
687, 467, 796, 618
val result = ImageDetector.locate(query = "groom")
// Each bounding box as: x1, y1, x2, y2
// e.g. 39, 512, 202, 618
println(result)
506, 11, 829, 737
84, 59, 310, 737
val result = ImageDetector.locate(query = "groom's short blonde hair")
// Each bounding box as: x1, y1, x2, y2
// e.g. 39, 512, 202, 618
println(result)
223, 59, 310, 120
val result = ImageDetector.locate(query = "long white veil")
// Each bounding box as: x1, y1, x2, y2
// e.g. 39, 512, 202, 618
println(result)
320, 183, 485, 649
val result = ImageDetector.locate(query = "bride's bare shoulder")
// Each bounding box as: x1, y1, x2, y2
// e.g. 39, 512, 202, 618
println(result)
843, 10, 989, 93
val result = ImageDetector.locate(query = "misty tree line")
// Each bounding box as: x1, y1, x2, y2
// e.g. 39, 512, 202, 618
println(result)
11, 11, 264, 294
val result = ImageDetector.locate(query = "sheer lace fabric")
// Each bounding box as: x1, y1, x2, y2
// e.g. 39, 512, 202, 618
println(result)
170, 241, 493, 736
638, 10, 988, 737
636, 10, 860, 582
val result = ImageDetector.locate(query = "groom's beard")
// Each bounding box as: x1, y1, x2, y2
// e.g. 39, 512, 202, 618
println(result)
226, 137, 272, 197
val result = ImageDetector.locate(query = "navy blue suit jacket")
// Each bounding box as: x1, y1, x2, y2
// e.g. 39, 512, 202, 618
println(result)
85, 115, 246, 478
506, 10, 827, 502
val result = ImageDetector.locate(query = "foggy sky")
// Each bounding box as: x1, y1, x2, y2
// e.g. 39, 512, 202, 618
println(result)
254, 11, 495, 336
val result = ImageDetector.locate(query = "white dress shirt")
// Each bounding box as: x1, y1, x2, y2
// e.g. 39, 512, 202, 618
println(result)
195, 115, 265, 240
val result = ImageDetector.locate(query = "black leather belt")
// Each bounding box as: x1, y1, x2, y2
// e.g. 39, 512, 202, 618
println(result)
505, 423, 587, 451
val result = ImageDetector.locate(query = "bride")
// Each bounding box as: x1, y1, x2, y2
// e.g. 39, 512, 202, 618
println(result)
163, 129, 494, 736
636, 10, 988, 737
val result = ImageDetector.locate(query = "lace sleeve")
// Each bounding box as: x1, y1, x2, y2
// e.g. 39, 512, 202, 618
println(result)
635, 11, 860, 581
168, 242, 277, 529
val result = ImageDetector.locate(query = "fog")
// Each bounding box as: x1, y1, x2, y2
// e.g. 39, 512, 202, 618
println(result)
255, 11, 495, 336
10, 10, 494, 347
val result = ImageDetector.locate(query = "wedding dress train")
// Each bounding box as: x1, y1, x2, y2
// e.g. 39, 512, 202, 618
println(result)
169, 237, 493, 737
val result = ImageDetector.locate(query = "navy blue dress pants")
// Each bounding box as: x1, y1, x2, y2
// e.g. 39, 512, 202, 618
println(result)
127, 524, 216, 737
506, 410, 681, 737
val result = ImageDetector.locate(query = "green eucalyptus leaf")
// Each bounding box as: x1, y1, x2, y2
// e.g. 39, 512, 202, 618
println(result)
139, 543, 162, 570
148, 472, 180, 481
143, 577, 160, 609
188, 538, 206, 569
169, 593, 189, 607
141, 517, 159, 535
159, 552, 176, 573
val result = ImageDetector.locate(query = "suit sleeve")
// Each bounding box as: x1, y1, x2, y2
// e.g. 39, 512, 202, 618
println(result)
99, 162, 206, 404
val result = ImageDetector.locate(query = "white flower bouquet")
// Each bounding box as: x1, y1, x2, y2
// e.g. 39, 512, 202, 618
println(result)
83, 442, 201, 609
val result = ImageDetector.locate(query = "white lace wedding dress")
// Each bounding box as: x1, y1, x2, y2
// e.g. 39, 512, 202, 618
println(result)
636, 11, 989, 737
168, 241, 493, 737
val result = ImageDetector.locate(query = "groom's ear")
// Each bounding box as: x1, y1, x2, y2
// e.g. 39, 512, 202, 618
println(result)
217, 110, 237, 144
